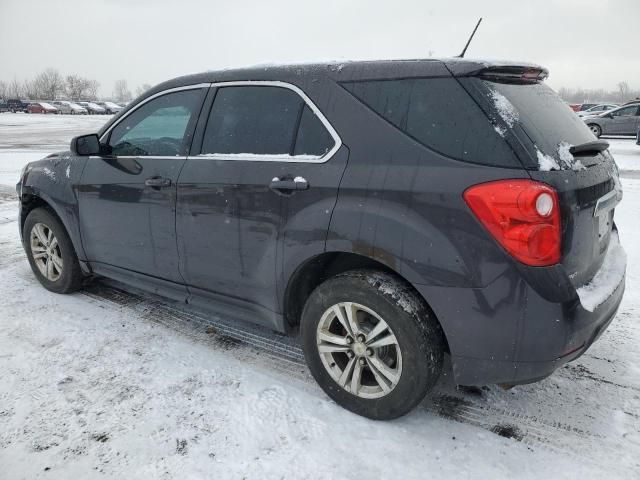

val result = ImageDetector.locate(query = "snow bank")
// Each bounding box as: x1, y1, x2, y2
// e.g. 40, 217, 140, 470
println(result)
576, 231, 626, 312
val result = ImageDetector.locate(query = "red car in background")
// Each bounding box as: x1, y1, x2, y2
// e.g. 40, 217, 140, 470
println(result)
27, 102, 58, 114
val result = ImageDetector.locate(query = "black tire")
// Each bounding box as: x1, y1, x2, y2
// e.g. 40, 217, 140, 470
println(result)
23, 207, 84, 294
301, 269, 444, 420
588, 123, 602, 138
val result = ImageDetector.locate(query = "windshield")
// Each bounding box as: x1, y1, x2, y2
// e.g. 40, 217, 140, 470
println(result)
478, 79, 595, 165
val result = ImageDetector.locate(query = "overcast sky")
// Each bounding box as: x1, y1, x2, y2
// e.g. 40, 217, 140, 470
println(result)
1, 0, 638, 97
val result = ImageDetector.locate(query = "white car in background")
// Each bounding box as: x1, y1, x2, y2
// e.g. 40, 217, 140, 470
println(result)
577, 103, 619, 117
94, 101, 123, 114
51, 101, 88, 115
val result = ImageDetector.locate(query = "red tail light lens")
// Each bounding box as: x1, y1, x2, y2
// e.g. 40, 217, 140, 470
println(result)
463, 180, 561, 266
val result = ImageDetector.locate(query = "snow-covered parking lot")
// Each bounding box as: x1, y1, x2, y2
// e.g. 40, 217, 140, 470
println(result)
0, 113, 639, 479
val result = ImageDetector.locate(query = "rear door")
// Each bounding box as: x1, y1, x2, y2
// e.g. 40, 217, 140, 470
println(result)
78, 86, 207, 285
176, 82, 346, 326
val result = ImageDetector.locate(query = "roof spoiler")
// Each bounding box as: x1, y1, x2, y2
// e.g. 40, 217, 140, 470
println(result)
444, 60, 549, 83
478, 65, 549, 83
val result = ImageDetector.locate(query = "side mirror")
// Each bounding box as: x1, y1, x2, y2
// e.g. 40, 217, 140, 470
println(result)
70, 133, 101, 156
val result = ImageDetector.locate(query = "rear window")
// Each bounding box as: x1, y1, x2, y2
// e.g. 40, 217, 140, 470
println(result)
342, 77, 517, 167
479, 80, 595, 165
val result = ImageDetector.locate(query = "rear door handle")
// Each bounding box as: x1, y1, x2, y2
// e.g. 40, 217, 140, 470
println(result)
269, 176, 309, 192
145, 176, 172, 188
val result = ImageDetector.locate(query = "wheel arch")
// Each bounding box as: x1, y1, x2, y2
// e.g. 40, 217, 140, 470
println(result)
20, 190, 85, 263
282, 251, 451, 354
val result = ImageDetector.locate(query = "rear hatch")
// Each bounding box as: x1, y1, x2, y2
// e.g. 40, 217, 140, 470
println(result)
455, 65, 622, 289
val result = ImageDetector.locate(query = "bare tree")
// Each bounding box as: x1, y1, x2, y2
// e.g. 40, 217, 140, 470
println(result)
33, 68, 65, 100
557, 83, 640, 104
22, 79, 40, 100
135, 83, 152, 97
113, 79, 132, 103
86, 80, 100, 100
8, 78, 22, 98
0, 80, 7, 100
65, 74, 93, 101
617, 81, 630, 103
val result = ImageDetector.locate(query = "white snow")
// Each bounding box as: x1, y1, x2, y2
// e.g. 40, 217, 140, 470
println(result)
536, 148, 560, 171
42, 166, 56, 180
557, 142, 586, 171
576, 231, 626, 312
490, 89, 519, 127
198, 153, 321, 161
1, 114, 640, 479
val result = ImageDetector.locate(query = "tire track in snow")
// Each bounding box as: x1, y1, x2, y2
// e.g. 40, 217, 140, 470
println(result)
80, 281, 630, 467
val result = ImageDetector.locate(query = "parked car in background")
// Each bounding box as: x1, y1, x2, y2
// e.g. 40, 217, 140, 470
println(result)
77, 101, 106, 114
568, 103, 581, 112
52, 101, 88, 115
584, 102, 640, 137
576, 104, 618, 117
6, 99, 30, 113
27, 102, 58, 114
16, 59, 626, 420
636, 128, 639, 146
94, 101, 123, 114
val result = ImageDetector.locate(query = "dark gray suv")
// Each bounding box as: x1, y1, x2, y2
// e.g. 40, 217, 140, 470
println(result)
16, 59, 626, 419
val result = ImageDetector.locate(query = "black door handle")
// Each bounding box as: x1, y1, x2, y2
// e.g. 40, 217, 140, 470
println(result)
145, 176, 172, 188
269, 176, 309, 193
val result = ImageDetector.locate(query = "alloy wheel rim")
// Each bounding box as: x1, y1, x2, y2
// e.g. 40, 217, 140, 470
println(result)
30, 222, 63, 281
316, 302, 402, 399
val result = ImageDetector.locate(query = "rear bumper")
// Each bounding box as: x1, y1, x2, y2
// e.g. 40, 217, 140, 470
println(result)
416, 244, 626, 386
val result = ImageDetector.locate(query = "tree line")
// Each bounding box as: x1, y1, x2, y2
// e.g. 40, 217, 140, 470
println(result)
0, 68, 152, 103
558, 81, 640, 104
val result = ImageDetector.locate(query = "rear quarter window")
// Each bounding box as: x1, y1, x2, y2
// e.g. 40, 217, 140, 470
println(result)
341, 77, 518, 167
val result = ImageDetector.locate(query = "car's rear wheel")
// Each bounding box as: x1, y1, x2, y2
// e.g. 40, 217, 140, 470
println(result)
23, 208, 84, 294
588, 123, 602, 137
301, 270, 444, 420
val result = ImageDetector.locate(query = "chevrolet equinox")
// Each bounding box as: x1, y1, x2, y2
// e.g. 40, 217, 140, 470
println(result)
16, 59, 626, 419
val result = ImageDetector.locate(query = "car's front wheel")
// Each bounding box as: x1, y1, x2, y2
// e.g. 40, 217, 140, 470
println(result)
588, 123, 602, 137
301, 270, 444, 420
23, 207, 84, 294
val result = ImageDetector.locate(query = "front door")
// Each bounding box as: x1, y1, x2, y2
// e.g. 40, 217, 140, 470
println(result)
78, 86, 207, 285
177, 83, 345, 328
606, 105, 640, 135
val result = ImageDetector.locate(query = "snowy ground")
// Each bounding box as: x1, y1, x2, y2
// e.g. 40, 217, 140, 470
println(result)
0, 113, 639, 479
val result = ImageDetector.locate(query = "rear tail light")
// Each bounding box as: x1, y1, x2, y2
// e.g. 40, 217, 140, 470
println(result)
463, 180, 561, 266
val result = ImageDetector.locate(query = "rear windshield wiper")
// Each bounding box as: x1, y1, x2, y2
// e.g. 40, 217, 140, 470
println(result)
569, 140, 609, 156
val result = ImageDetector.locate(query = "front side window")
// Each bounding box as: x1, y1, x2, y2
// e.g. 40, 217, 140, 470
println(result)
201, 85, 335, 158
108, 88, 205, 156
612, 106, 639, 117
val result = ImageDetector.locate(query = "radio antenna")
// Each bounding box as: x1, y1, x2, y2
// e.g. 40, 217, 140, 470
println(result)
458, 17, 483, 58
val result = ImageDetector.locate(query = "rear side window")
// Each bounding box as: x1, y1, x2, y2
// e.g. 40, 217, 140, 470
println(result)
201, 85, 335, 158
342, 78, 516, 167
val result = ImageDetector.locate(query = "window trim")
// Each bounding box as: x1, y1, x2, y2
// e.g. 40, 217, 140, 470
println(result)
196, 81, 342, 163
